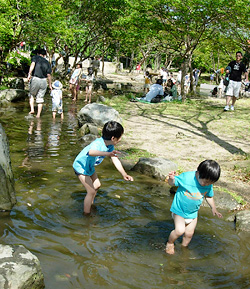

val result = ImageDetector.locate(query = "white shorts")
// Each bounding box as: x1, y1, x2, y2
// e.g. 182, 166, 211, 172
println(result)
171, 212, 195, 225
226, 80, 242, 98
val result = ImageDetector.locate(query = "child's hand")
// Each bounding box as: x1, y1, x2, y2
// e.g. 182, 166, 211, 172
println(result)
123, 174, 134, 181
168, 171, 176, 180
212, 208, 223, 218
167, 171, 176, 186
109, 150, 121, 157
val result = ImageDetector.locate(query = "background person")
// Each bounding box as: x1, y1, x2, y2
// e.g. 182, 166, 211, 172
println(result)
51, 80, 64, 120
224, 51, 249, 111
27, 48, 52, 118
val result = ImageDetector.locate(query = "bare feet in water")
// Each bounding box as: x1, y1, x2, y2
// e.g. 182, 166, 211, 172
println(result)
166, 242, 175, 254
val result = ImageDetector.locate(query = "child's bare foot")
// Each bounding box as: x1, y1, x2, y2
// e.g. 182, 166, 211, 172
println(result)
166, 242, 175, 254
29, 111, 34, 115
84, 99, 88, 103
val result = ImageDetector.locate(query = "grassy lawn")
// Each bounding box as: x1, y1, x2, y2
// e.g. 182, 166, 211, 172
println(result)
104, 94, 250, 186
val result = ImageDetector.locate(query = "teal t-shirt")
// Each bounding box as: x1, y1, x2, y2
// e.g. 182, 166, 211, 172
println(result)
73, 137, 114, 176
170, 171, 214, 219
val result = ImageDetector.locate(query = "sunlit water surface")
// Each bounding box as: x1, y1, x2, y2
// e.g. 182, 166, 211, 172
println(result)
0, 98, 249, 289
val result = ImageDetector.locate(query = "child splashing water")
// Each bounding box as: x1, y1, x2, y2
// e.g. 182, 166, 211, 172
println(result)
166, 160, 222, 254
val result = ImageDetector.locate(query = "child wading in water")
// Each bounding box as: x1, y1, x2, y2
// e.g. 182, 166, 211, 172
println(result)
51, 80, 64, 120
73, 121, 133, 214
166, 160, 223, 255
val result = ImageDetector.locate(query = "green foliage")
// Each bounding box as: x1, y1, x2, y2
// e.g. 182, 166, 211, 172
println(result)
6, 52, 30, 69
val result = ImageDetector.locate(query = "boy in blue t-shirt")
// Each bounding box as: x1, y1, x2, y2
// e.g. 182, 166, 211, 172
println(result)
166, 160, 222, 254
73, 121, 133, 215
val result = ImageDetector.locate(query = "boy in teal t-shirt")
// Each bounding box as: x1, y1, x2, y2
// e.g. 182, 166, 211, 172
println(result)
166, 160, 222, 255
73, 121, 133, 215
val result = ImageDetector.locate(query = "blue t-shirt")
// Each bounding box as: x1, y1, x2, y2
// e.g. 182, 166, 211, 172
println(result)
73, 137, 114, 176
170, 171, 214, 219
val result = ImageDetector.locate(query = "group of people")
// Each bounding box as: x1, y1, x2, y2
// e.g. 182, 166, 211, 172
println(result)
141, 66, 178, 103
26, 49, 228, 256
69, 63, 95, 103
73, 120, 223, 255
27, 48, 101, 119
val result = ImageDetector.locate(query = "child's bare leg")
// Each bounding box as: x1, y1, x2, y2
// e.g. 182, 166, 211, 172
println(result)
52, 111, 56, 119
88, 86, 92, 103
166, 214, 186, 255
78, 173, 101, 214
182, 217, 197, 247
85, 87, 88, 102
60, 112, 64, 120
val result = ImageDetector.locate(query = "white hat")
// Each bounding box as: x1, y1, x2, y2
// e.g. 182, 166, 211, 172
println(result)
52, 80, 63, 89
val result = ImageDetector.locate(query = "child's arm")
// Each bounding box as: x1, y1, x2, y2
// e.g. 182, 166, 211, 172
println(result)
111, 156, 134, 181
88, 149, 119, 157
205, 197, 223, 218
168, 171, 176, 186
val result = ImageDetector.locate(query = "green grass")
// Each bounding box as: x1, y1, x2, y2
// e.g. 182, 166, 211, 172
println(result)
105, 95, 250, 142
121, 147, 156, 162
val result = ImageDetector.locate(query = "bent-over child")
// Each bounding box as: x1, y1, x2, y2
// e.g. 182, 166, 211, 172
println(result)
166, 160, 222, 255
51, 80, 64, 120
73, 121, 134, 215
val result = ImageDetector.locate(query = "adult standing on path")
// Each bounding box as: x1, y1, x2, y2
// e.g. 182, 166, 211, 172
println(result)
91, 56, 100, 78
224, 51, 248, 111
27, 49, 52, 118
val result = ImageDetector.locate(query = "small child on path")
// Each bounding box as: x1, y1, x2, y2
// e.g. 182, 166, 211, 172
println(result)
166, 160, 222, 255
51, 80, 64, 120
82, 67, 94, 103
144, 71, 151, 93
73, 121, 134, 215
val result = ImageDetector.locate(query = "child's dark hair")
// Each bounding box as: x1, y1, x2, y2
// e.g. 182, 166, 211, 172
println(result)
197, 160, 221, 182
156, 79, 163, 85
102, 121, 124, 140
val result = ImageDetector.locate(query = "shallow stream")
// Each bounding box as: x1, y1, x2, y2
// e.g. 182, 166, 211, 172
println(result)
0, 98, 250, 289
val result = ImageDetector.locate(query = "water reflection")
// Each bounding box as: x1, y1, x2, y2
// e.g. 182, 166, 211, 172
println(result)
22, 119, 45, 167
0, 101, 250, 289
47, 120, 62, 157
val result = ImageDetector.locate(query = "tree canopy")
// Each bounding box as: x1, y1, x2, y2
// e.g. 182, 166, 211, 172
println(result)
1, 0, 250, 80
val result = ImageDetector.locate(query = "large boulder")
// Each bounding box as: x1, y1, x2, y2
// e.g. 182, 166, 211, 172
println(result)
235, 210, 250, 232
9, 78, 25, 90
77, 103, 122, 127
0, 244, 45, 289
0, 89, 27, 102
0, 124, 16, 210
132, 157, 178, 181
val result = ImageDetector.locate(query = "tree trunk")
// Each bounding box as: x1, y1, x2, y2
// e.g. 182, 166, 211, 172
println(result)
129, 51, 134, 73
189, 61, 195, 95
181, 58, 189, 101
